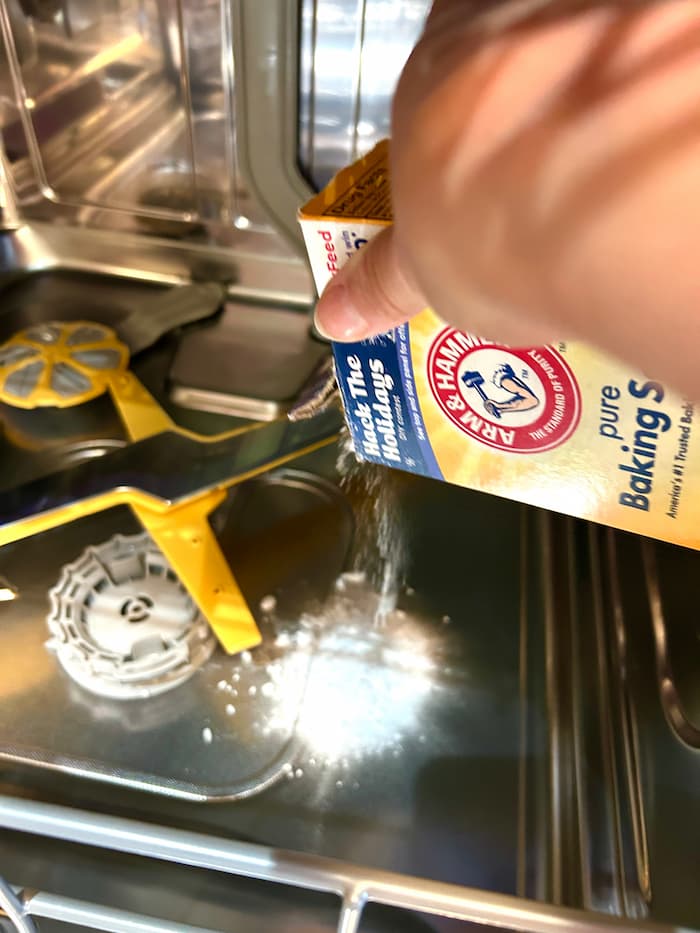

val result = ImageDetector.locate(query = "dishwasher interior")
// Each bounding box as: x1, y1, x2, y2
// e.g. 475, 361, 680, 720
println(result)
0, 3, 698, 933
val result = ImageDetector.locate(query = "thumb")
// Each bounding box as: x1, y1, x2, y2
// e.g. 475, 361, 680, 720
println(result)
313, 226, 426, 342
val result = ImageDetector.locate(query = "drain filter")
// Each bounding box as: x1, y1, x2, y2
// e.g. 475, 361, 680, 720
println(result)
47, 533, 216, 699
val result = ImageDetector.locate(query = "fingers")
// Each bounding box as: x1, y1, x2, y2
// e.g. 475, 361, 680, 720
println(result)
313, 226, 426, 342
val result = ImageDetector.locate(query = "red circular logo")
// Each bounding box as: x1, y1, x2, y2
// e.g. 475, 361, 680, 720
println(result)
427, 329, 581, 453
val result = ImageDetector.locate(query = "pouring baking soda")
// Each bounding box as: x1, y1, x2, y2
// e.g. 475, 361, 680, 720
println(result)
298, 140, 700, 550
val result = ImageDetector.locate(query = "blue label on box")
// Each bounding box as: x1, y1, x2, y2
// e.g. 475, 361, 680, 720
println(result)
332, 326, 443, 480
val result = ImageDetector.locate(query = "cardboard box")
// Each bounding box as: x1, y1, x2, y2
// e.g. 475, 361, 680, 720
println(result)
299, 140, 700, 548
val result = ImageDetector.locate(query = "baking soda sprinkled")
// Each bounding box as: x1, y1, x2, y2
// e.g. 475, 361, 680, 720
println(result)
338, 570, 365, 586
201, 438, 447, 779
260, 594, 277, 614
260, 575, 437, 766
207, 572, 443, 775
336, 432, 408, 626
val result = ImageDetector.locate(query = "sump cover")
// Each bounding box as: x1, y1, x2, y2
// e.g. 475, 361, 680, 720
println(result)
47, 533, 216, 699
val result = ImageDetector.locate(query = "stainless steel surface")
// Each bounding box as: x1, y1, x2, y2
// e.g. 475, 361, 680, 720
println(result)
0, 1, 268, 231
0, 0, 314, 295
603, 530, 700, 927
298, 0, 430, 190
76, 112, 279, 240
537, 516, 644, 917
0, 480, 698, 931
168, 299, 329, 421
526, 517, 700, 929
642, 539, 700, 749
0, 222, 313, 307
0, 0, 433, 257
0, 467, 352, 800
0, 308, 545, 927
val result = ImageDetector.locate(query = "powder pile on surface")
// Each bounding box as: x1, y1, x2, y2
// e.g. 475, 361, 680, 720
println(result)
212, 573, 439, 772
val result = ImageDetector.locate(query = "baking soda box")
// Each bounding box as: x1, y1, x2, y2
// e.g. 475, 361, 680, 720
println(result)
299, 140, 700, 548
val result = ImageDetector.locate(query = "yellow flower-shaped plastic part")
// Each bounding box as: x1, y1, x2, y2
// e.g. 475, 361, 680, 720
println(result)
0, 321, 130, 409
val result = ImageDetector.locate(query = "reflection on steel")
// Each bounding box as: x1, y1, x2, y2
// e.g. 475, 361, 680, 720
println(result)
0, 574, 19, 601
298, 0, 430, 188
0, 1, 283, 241
642, 541, 700, 750
606, 530, 652, 906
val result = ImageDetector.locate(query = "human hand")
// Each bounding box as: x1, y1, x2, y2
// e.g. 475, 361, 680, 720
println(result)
314, 0, 700, 398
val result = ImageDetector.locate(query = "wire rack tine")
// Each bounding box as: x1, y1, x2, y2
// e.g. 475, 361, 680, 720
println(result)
336, 890, 365, 933
0, 876, 36, 933
20, 889, 225, 933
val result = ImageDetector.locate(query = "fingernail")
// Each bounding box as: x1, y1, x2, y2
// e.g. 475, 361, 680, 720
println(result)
314, 281, 369, 342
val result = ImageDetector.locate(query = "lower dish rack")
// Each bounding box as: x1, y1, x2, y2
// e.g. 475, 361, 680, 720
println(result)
0, 794, 694, 933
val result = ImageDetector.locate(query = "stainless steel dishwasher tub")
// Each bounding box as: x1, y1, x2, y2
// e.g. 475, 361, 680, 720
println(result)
0, 2, 697, 932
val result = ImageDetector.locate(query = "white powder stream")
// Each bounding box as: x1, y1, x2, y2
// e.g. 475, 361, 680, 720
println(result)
205, 432, 439, 775
336, 431, 408, 624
